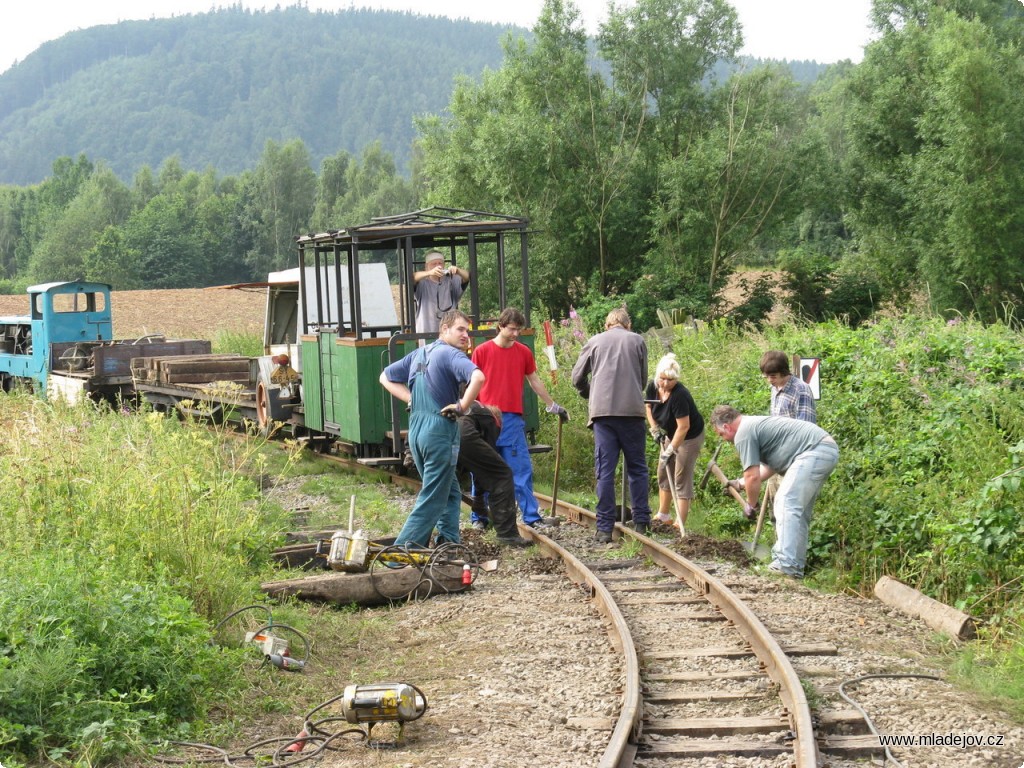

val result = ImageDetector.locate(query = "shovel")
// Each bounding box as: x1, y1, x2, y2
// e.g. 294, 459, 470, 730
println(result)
743, 483, 773, 560
541, 417, 563, 526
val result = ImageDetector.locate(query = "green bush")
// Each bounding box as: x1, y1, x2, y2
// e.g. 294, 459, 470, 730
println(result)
543, 302, 1024, 634
778, 248, 882, 327
725, 272, 777, 328
0, 558, 243, 762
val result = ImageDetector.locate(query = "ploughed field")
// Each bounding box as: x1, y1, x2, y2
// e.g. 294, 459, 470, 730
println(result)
0, 270, 782, 341
0, 287, 267, 340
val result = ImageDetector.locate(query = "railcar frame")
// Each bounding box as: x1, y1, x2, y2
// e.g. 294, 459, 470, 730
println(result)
293, 207, 540, 465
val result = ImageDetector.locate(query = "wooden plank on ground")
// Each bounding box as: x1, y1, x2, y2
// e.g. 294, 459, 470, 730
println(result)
639, 738, 791, 758
262, 568, 465, 607
645, 669, 761, 683
644, 689, 765, 703
642, 715, 790, 736
818, 734, 885, 757
604, 582, 691, 592
645, 641, 837, 659
643, 709, 869, 736
616, 595, 707, 605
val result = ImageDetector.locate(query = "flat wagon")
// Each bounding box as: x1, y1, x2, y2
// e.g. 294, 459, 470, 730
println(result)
0, 280, 209, 403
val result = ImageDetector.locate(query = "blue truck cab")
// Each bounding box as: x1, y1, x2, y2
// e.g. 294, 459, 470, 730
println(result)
0, 281, 113, 394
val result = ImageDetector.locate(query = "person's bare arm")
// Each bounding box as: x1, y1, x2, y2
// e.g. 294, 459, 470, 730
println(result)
525, 370, 555, 407
379, 371, 411, 404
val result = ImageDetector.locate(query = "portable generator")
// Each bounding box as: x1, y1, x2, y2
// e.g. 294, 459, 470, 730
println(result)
340, 682, 427, 747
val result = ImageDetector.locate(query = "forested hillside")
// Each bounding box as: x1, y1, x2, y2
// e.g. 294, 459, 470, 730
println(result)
0, 6, 514, 184
1, 0, 1020, 329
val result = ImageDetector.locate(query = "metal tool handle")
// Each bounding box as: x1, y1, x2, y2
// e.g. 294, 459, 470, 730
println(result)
549, 417, 563, 516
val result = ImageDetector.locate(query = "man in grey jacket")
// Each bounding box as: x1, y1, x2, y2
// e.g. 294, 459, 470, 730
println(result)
571, 308, 651, 542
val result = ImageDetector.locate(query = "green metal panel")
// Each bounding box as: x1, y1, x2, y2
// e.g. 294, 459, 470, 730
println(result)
322, 338, 398, 444
301, 336, 324, 432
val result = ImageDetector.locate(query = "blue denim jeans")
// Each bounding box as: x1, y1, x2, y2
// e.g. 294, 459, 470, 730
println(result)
496, 412, 541, 525
771, 439, 839, 576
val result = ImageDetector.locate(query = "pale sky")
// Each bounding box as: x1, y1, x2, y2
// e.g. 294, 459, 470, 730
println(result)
1, 0, 874, 76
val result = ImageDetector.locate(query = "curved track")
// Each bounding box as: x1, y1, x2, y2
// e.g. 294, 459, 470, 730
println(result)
527, 493, 819, 768
268, 445, 879, 766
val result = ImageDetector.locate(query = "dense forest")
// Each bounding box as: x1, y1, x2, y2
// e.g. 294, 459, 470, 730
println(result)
0, 6, 515, 183
0, 5, 824, 186
0, 0, 1022, 330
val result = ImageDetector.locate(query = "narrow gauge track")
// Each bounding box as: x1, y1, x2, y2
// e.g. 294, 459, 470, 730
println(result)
272, 445, 881, 767
529, 492, 822, 768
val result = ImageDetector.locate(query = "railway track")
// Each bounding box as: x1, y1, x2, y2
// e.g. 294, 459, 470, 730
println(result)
299, 447, 884, 767
525, 494, 862, 768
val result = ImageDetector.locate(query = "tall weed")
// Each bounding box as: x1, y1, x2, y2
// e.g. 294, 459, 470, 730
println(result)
0, 394, 286, 763
212, 329, 263, 357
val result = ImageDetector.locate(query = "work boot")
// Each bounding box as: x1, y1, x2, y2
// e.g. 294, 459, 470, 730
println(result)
525, 520, 553, 532
497, 535, 531, 548
595, 530, 613, 544
472, 519, 490, 531
633, 521, 650, 535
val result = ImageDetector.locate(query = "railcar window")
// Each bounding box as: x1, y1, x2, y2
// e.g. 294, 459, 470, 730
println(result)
50, 292, 103, 314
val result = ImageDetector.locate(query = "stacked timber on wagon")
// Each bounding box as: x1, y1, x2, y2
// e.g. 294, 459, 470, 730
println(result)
46, 336, 213, 404
130, 352, 265, 423
131, 353, 254, 388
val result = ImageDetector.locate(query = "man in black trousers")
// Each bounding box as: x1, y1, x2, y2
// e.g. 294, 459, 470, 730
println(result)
456, 402, 532, 548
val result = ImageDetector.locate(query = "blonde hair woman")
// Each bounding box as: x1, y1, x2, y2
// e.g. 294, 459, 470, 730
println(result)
645, 353, 706, 535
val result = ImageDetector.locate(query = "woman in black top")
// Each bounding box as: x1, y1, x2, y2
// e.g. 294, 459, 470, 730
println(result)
645, 353, 705, 534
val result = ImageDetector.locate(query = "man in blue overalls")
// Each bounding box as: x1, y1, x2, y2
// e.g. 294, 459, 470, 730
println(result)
380, 309, 484, 548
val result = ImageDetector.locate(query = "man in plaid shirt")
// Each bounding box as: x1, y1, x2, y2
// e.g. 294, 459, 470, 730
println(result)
760, 350, 816, 423
729, 350, 819, 509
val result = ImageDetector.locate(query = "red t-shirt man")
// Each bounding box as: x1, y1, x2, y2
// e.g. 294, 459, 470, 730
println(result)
469, 308, 567, 528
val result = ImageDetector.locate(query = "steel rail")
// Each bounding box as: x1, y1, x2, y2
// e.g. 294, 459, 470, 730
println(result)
535, 491, 820, 768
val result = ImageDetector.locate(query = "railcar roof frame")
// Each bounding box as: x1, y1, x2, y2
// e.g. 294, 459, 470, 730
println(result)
295, 206, 529, 247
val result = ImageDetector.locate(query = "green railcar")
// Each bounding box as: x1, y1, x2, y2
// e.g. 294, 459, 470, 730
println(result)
294, 207, 540, 466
